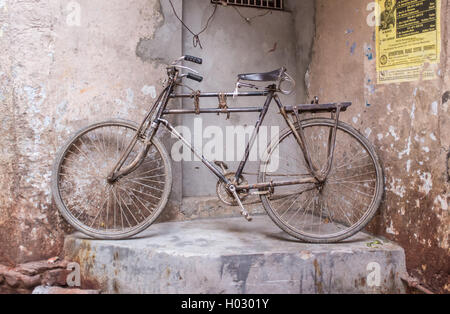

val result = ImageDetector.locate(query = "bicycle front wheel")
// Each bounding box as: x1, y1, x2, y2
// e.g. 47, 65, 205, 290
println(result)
51, 119, 172, 239
258, 118, 384, 243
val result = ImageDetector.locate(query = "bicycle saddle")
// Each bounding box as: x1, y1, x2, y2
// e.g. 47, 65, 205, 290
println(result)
237, 68, 285, 82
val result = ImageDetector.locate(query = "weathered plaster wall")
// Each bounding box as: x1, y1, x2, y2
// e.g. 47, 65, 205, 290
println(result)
289, 0, 316, 103
0, 0, 182, 264
308, 0, 449, 293
0, 0, 317, 264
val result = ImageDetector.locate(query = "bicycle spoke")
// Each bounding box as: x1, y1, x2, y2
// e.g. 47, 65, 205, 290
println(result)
130, 165, 165, 177
71, 142, 101, 172
123, 178, 165, 193
89, 185, 112, 228
274, 193, 299, 215
123, 187, 156, 214
328, 171, 376, 181
115, 189, 131, 228
289, 191, 315, 225
112, 187, 125, 230
327, 185, 367, 215
120, 185, 162, 201
279, 193, 303, 218
338, 182, 374, 198
333, 150, 368, 171
118, 186, 144, 223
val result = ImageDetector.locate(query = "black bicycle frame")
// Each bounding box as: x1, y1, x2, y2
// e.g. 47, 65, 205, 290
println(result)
110, 69, 348, 190
157, 82, 278, 188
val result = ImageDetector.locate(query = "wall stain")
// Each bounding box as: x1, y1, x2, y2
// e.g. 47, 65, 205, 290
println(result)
135, 0, 178, 65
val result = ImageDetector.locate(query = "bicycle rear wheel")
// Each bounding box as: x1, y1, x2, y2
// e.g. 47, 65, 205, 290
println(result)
51, 119, 172, 239
258, 118, 384, 243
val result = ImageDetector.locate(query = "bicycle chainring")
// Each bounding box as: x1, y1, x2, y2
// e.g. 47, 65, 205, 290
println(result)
216, 173, 249, 206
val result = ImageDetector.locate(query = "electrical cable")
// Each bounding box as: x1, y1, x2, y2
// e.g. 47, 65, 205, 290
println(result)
168, 0, 218, 49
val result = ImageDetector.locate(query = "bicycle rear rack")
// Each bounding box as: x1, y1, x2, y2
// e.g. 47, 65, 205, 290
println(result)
277, 98, 352, 182
284, 102, 352, 114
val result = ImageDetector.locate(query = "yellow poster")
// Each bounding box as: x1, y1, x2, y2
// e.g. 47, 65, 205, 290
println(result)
376, 0, 441, 84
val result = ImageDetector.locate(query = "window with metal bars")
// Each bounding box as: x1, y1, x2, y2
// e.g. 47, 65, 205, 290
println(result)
211, 0, 283, 10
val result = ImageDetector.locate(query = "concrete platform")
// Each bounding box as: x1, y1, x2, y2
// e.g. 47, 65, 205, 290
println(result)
64, 215, 407, 294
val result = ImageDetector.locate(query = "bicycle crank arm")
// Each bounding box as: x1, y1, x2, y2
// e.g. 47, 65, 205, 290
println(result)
229, 185, 253, 222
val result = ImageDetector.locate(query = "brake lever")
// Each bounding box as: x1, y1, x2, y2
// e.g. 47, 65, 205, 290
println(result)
172, 65, 199, 74
171, 56, 185, 65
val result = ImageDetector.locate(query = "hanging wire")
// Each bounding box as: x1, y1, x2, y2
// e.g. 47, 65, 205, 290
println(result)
168, 0, 218, 49
232, 6, 272, 24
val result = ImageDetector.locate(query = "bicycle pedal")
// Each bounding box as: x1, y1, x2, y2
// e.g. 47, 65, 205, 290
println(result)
241, 210, 253, 222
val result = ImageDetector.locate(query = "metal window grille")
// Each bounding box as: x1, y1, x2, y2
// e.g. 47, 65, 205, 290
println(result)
211, 0, 284, 10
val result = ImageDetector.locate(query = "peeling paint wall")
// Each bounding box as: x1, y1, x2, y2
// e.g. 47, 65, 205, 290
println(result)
309, 0, 449, 293
0, 0, 182, 264
290, 0, 316, 103
0, 0, 315, 264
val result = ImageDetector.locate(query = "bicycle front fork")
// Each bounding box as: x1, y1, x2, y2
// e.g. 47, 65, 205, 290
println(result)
108, 80, 175, 183
107, 121, 159, 183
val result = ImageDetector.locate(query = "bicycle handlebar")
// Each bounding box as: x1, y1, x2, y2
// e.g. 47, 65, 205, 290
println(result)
184, 55, 203, 65
187, 73, 203, 82
170, 56, 204, 82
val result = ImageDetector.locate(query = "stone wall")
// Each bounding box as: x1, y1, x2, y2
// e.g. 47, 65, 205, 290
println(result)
0, 258, 75, 293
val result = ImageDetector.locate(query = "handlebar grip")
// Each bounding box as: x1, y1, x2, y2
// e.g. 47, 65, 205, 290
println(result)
187, 73, 203, 82
184, 55, 203, 64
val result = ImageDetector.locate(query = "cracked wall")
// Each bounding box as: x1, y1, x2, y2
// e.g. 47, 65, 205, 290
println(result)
309, 0, 449, 293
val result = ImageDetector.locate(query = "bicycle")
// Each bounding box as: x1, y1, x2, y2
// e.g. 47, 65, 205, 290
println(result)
51, 55, 384, 243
